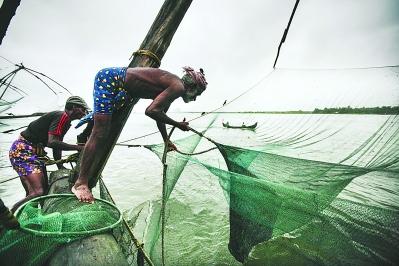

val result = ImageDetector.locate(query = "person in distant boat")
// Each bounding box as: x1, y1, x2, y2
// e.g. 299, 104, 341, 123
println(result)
8, 96, 89, 213
72, 66, 208, 203
0, 198, 19, 231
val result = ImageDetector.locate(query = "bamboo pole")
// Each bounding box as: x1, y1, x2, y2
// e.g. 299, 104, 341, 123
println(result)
87, 0, 193, 187
69, 2, 193, 263
0, 0, 22, 45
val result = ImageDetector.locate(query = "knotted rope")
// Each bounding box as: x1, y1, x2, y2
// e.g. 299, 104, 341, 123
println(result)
130, 49, 161, 66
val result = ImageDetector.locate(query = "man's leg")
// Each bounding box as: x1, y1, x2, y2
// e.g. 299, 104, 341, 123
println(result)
72, 114, 112, 203
19, 177, 29, 197
11, 172, 46, 213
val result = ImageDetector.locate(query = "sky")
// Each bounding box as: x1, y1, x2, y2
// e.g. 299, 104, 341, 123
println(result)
0, 0, 398, 113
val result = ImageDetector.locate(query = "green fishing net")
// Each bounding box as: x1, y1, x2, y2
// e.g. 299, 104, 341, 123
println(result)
129, 115, 398, 265
1, 114, 397, 266
0, 194, 122, 266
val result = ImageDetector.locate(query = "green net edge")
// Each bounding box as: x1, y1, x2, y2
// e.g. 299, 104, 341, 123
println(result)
14, 193, 123, 237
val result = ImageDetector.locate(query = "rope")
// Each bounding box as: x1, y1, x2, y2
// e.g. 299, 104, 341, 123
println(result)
0, 67, 22, 99
175, 146, 217, 156
160, 126, 176, 266
273, 0, 301, 68
276, 64, 399, 71
116, 69, 275, 145
187, 126, 218, 146
116, 135, 217, 155
23, 68, 58, 95
0, 175, 20, 184
102, 127, 215, 265
115, 60, 399, 146
2, 125, 27, 134
0, 57, 72, 96
7, 83, 28, 97
38, 153, 80, 166
115, 144, 145, 148
22, 66, 72, 95
0, 66, 21, 85
130, 49, 161, 66
99, 178, 155, 266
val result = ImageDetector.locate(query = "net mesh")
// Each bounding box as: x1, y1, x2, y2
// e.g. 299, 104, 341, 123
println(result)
127, 114, 399, 265
0, 195, 122, 266
1, 115, 397, 265
99, 178, 144, 265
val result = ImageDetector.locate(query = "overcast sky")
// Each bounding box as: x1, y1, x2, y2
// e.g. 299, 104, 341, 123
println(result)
1, 0, 398, 113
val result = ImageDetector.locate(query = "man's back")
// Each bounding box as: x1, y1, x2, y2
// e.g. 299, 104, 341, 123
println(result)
124, 67, 184, 100
21, 111, 70, 145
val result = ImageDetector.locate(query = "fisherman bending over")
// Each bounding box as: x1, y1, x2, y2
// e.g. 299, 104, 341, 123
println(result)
9, 96, 89, 212
72, 66, 208, 203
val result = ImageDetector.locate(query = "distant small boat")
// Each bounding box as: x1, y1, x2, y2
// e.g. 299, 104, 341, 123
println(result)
222, 122, 257, 130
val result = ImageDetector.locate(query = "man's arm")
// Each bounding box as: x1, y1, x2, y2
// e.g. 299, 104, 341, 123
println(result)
156, 104, 171, 142
145, 86, 189, 131
48, 134, 83, 169
47, 134, 83, 151
52, 148, 64, 169
155, 105, 179, 151
157, 119, 168, 142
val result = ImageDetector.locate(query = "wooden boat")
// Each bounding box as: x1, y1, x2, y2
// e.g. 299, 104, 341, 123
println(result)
222, 122, 257, 130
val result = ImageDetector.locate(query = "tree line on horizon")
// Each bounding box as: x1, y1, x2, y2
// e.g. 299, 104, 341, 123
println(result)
312, 106, 399, 115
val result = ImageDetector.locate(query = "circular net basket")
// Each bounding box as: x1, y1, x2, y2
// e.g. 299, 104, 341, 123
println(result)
15, 194, 122, 237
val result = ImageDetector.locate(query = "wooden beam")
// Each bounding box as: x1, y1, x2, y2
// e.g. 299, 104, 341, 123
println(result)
0, 0, 22, 45
86, 0, 193, 187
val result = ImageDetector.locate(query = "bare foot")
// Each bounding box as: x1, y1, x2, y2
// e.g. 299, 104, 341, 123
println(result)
71, 184, 94, 203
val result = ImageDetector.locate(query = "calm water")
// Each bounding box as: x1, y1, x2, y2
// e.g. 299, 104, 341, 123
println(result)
1, 113, 398, 264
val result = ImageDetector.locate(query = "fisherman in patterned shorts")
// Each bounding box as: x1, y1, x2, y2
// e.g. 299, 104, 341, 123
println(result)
8, 96, 89, 213
72, 66, 208, 203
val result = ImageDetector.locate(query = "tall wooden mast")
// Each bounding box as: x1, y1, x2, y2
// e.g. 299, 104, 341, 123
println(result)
0, 0, 22, 45
88, 0, 193, 185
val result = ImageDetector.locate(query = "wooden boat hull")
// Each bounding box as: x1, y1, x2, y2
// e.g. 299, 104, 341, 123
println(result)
222, 122, 257, 130
45, 169, 128, 266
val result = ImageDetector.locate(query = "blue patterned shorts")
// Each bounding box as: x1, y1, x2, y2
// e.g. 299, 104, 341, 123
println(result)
93, 67, 128, 114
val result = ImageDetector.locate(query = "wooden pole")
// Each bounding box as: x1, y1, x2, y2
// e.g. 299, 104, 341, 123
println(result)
86, 0, 193, 187
0, 0, 22, 45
